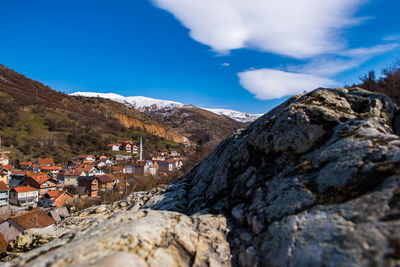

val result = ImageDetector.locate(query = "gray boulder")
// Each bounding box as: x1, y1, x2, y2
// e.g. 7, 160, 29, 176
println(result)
5, 88, 400, 266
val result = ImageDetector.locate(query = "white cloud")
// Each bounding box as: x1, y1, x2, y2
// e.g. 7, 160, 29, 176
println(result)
151, 0, 366, 58
338, 44, 398, 57
221, 62, 230, 67
383, 35, 400, 41
288, 44, 398, 76
238, 69, 335, 100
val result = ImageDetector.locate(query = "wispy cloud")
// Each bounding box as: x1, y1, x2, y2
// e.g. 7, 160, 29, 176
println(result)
383, 34, 400, 41
220, 62, 230, 67
238, 69, 335, 100
288, 44, 399, 76
152, 0, 367, 58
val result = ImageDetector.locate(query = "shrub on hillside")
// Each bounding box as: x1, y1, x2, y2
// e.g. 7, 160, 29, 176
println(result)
359, 61, 400, 105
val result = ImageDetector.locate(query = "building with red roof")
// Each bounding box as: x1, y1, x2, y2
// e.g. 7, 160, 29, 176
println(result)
0, 181, 9, 206
0, 168, 11, 186
23, 174, 57, 197
35, 158, 55, 167
96, 175, 114, 191
19, 161, 32, 170
0, 210, 55, 243
9, 186, 38, 206
0, 154, 9, 166
41, 190, 73, 207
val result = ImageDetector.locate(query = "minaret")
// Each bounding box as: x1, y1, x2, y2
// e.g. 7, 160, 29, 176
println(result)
139, 136, 143, 161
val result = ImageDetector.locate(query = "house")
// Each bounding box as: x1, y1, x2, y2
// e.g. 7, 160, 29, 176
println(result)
23, 174, 57, 197
144, 160, 158, 176
0, 168, 11, 185
62, 169, 86, 186
133, 161, 146, 176
123, 165, 134, 174
98, 155, 108, 161
96, 175, 114, 191
75, 186, 89, 198
70, 164, 104, 176
117, 140, 134, 153
0, 154, 9, 166
1, 165, 13, 172
9, 170, 32, 188
35, 158, 55, 167
131, 145, 139, 154
37, 165, 62, 174
9, 186, 39, 206
77, 176, 98, 197
115, 155, 124, 161
158, 160, 178, 172
31, 164, 62, 174
19, 161, 32, 170
0, 182, 9, 206
41, 190, 73, 207
108, 144, 120, 151
48, 207, 70, 223
151, 152, 167, 161
76, 155, 95, 162
170, 150, 179, 157
0, 210, 55, 243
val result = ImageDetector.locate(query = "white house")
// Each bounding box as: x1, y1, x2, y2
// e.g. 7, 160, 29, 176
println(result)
0, 182, 9, 206
9, 186, 39, 206
144, 161, 158, 176
108, 144, 120, 151
0, 154, 9, 166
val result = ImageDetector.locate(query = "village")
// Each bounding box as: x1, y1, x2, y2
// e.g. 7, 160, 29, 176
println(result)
0, 137, 185, 254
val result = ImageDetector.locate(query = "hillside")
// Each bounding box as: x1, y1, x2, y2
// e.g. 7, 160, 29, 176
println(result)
7, 87, 400, 266
70, 92, 249, 145
0, 65, 188, 162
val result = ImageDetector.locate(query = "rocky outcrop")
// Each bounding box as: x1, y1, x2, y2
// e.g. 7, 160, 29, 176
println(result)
5, 88, 400, 266
114, 113, 190, 144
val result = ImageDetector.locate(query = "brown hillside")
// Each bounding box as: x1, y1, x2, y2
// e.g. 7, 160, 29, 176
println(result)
0, 64, 186, 162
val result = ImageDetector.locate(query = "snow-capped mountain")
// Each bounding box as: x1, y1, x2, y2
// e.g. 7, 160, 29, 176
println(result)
70, 92, 186, 111
204, 108, 263, 123
70, 92, 263, 123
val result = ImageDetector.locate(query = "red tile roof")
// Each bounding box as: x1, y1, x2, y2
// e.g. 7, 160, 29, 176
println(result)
0, 154, 9, 160
11, 170, 33, 176
40, 166, 62, 171
30, 174, 54, 184
9, 210, 55, 229
37, 158, 55, 166
12, 186, 38, 193
19, 161, 32, 166
45, 190, 70, 200
96, 175, 113, 184
0, 181, 8, 191
1, 165, 14, 171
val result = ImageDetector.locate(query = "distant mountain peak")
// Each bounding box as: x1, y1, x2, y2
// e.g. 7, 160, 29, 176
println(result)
70, 92, 263, 123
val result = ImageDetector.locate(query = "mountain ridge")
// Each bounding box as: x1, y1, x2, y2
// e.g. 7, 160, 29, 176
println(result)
70, 92, 263, 123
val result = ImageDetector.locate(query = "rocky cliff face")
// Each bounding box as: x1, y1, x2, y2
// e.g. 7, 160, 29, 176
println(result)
114, 113, 190, 144
6, 88, 400, 266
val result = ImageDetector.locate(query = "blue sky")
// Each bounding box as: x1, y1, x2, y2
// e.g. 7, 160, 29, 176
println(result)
0, 0, 399, 113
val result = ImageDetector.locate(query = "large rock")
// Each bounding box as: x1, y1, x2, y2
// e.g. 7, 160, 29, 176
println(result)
5, 88, 400, 266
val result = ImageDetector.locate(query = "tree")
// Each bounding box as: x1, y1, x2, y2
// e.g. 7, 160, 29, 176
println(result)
359, 70, 376, 91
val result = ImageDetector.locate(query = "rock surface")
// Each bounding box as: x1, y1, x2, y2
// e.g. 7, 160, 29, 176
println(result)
5, 88, 400, 266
